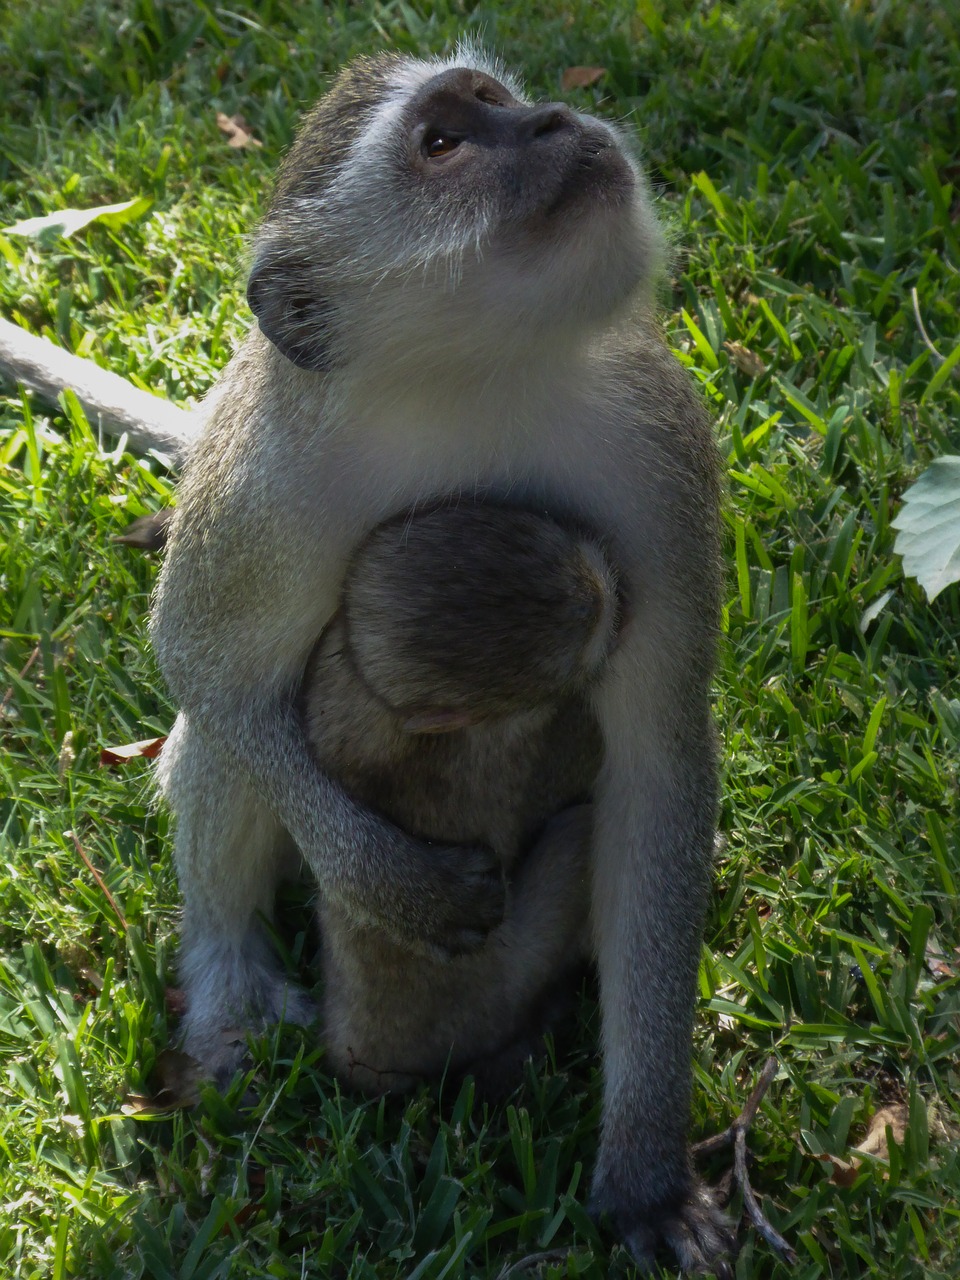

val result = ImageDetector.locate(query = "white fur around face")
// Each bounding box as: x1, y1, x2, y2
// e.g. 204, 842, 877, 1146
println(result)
267, 48, 661, 380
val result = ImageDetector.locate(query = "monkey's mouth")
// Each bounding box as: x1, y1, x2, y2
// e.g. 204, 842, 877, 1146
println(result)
542, 138, 635, 219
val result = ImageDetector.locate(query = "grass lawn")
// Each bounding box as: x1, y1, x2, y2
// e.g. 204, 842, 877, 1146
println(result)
1, 1, 959, 1276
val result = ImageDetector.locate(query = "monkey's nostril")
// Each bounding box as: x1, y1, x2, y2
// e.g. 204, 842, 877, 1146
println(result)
522, 103, 574, 140
533, 107, 570, 138
535, 110, 565, 137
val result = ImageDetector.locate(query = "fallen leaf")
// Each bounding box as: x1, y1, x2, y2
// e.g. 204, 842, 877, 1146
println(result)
3, 197, 152, 240
815, 1102, 911, 1187
925, 933, 955, 980
224, 1202, 260, 1233
854, 1104, 908, 1161
723, 340, 767, 378
820, 1153, 859, 1187
561, 66, 606, 92
892, 457, 960, 601
216, 111, 262, 149
100, 736, 167, 766
124, 1048, 205, 1113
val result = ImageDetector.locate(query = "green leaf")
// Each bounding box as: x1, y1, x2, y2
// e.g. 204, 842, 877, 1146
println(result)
891, 457, 960, 600
2, 196, 152, 240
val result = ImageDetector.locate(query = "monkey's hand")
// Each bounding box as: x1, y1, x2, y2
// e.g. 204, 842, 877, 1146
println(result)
591, 1171, 737, 1278
338, 820, 507, 960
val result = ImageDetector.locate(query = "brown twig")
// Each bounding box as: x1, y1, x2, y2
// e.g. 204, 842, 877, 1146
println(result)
67, 829, 128, 930
1, 643, 41, 716
692, 1055, 779, 1158
692, 1056, 797, 1266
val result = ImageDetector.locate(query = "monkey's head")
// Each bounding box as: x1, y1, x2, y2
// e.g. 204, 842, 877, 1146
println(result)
248, 50, 661, 378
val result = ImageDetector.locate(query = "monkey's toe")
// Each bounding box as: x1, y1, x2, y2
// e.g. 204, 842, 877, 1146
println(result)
594, 1177, 737, 1277
654, 1185, 738, 1277
178, 957, 318, 1088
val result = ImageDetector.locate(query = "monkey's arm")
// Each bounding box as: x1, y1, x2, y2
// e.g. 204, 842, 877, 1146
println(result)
589, 636, 733, 1271
343, 504, 618, 730
585, 386, 735, 1272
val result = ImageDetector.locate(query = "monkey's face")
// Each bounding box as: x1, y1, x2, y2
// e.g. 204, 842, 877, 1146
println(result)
249, 53, 660, 376
402, 67, 636, 232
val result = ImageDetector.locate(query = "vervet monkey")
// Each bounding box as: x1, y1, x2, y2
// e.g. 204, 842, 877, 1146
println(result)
303, 502, 616, 1094
150, 48, 731, 1275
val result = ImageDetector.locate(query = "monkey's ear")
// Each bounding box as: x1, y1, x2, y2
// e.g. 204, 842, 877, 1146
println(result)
246, 257, 337, 372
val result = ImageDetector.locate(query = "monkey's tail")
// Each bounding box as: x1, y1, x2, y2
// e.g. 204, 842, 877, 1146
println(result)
0, 316, 200, 464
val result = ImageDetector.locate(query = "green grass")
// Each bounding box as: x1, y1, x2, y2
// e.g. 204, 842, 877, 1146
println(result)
1, 1, 959, 1276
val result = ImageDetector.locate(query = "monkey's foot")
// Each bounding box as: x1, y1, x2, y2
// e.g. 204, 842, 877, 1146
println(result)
178, 941, 317, 1087
592, 1178, 737, 1278
691, 1056, 797, 1267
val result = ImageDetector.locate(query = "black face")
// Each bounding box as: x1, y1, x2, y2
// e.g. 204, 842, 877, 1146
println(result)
402, 68, 635, 225
248, 60, 647, 372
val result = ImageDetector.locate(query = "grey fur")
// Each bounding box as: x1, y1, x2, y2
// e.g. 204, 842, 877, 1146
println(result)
151, 50, 733, 1275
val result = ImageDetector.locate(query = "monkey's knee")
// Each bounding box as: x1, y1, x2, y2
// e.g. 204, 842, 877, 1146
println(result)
505, 803, 593, 961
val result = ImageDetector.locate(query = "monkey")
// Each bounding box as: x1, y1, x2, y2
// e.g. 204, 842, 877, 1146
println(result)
124, 496, 617, 1086
149, 48, 733, 1275
302, 501, 617, 1093
121, 497, 613, 1088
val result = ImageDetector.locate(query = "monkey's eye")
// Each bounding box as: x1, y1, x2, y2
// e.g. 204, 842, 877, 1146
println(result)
423, 132, 461, 159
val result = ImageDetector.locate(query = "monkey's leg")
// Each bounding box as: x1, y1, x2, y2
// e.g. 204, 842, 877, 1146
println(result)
587, 636, 736, 1276
457, 803, 593, 1096
157, 713, 314, 1079
320, 805, 592, 1095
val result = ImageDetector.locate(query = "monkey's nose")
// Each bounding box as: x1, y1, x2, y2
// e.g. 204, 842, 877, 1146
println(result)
521, 103, 576, 139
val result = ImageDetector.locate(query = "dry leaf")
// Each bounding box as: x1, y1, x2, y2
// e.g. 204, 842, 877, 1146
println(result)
854, 1104, 908, 1160
822, 1153, 859, 1187
100, 736, 167, 766
818, 1103, 911, 1186
723, 340, 767, 379
925, 933, 955, 980
216, 111, 262, 149
561, 66, 606, 92
3, 197, 152, 239
123, 1048, 204, 1113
